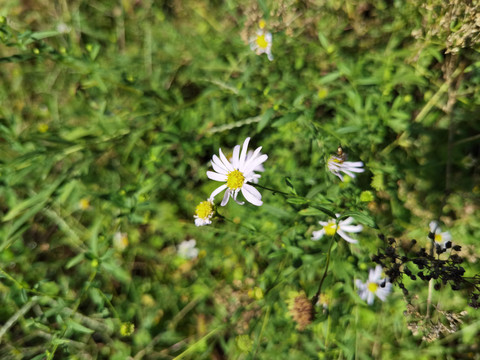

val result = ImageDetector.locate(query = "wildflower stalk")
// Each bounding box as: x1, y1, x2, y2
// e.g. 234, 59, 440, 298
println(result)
312, 235, 336, 306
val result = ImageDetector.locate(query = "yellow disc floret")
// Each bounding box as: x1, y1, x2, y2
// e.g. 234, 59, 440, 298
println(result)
259, 19, 266, 29
256, 34, 268, 49
323, 221, 337, 236
434, 234, 443, 243
226, 170, 245, 190
368, 282, 379, 293
330, 155, 344, 164
195, 201, 213, 219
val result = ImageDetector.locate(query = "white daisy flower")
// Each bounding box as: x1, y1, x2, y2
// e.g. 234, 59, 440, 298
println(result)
327, 148, 364, 182
249, 21, 273, 61
429, 221, 453, 250
194, 199, 214, 226
207, 137, 268, 207
177, 239, 199, 260
113, 232, 128, 252
311, 214, 363, 244
355, 265, 392, 305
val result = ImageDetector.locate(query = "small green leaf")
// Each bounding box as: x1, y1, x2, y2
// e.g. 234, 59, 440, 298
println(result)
286, 197, 308, 205
339, 211, 377, 229
65, 253, 85, 269
66, 319, 94, 334
299, 206, 336, 218
284, 177, 297, 195
257, 108, 274, 132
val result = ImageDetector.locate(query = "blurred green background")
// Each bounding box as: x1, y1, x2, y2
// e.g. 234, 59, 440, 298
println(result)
0, 0, 479, 359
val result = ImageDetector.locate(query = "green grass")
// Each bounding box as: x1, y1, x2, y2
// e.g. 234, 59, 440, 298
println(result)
1, 0, 480, 359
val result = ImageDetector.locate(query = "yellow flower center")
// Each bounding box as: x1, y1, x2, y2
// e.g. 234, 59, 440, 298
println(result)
79, 198, 90, 210
259, 19, 266, 29
195, 201, 213, 219
368, 282, 379, 293
226, 170, 245, 190
256, 34, 268, 49
434, 234, 443, 243
330, 155, 344, 164
323, 221, 337, 236
120, 235, 128, 247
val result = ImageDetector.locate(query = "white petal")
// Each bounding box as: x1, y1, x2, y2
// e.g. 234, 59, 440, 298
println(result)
231, 189, 244, 205
241, 184, 263, 206
376, 283, 392, 301
220, 189, 231, 206
367, 292, 375, 305
341, 169, 357, 178
370, 265, 383, 282
346, 161, 364, 167
340, 224, 363, 233
337, 230, 358, 244
355, 279, 365, 290
339, 217, 354, 225
212, 155, 229, 174
245, 146, 262, 164
209, 184, 228, 201
219, 148, 234, 172
441, 232, 452, 243
231, 145, 240, 169
243, 154, 268, 174
429, 221, 440, 233
238, 137, 250, 170
211, 159, 228, 175
343, 165, 364, 173
311, 229, 325, 241
206, 171, 227, 182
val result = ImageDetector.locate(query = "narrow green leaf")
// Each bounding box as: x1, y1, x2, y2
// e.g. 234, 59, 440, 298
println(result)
299, 206, 336, 218
339, 211, 378, 229
2, 177, 64, 222
257, 108, 274, 132
65, 253, 85, 269
66, 319, 94, 334
284, 177, 297, 195
286, 197, 308, 205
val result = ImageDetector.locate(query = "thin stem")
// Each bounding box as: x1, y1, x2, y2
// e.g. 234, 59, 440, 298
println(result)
253, 183, 292, 197
426, 279, 434, 319
312, 236, 335, 306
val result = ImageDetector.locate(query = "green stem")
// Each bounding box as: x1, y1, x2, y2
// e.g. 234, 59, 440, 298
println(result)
312, 236, 335, 306
253, 183, 292, 197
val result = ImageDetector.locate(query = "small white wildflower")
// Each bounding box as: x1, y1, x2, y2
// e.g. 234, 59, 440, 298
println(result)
327, 147, 364, 181
207, 137, 267, 206
177, 239, 199, 260
56, 23, 71, 34
194, 199, 214, 226
113, 232, 128, 252
311, 214, 363, 244
429, 221, 453, 250
249, 20, 273, 61
355, 265, 392, 305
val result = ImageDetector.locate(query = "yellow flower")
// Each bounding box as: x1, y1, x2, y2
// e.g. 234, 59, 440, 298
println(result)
194, 199, 214, 226
78, 198, 90, 210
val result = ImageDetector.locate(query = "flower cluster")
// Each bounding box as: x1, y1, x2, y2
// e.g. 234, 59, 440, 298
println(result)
372, 229, 480, 309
